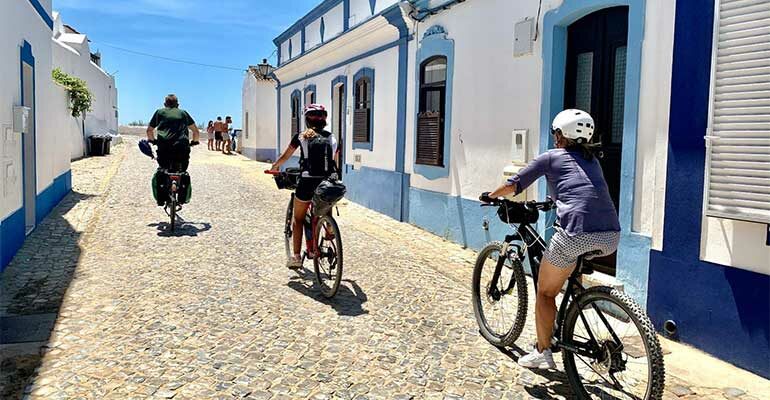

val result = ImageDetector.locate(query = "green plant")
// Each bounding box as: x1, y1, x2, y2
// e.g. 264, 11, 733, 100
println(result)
52, 68, 93, 117
128, 120, 146, 126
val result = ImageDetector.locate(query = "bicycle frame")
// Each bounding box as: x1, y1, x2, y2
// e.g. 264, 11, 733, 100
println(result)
495, 221, 624, 361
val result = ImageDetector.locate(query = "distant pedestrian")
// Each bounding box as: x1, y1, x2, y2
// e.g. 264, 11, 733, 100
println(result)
206, 120, 215, 151
213, 116, 224, 151
225, 115, 237, 153
223, 116, 233, 155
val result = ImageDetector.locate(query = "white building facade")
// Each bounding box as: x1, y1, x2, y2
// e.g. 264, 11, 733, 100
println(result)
250, 0, 770, 377
52, 12, 119, 160
242, 67, 278, 161
1, 2, 118, 272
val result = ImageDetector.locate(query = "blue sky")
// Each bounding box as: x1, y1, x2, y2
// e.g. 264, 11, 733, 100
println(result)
54, 0, 320, 128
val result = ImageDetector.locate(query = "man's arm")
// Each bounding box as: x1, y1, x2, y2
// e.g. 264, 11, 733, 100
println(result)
146, 126, 156, 142
188, 124, 201, 142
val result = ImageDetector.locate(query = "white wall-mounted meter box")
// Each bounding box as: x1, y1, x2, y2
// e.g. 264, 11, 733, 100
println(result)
511, 129, 527, 163
13, 106, 31, 133
514, 18, 534, 57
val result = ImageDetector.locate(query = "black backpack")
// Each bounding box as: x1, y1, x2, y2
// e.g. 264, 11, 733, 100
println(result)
300, 132, 337, 176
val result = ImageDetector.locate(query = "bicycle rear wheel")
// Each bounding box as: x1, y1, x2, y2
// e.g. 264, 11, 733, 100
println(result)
561, 286, 665, 400
472, 241, 528, 347
313, 215, 343, 298
284, 196, 294, 260
169, 195, 177, 231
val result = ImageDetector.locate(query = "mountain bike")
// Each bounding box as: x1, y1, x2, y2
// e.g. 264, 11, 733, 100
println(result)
472, 197, 664, 399
146, 141, 198, 232
266, 169, 345, 298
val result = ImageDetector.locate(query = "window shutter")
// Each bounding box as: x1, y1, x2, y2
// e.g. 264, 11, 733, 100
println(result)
416, 111, 442, 166
353, 108, 370, 142
705, 0, 770, 223
291, 117, 299, 135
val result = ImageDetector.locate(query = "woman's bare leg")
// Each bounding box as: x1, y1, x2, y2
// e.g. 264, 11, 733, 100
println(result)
535, 258, 576, 351
292, 200, 310, 258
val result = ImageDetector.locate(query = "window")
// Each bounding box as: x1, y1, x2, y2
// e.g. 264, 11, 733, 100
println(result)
290, 90, 301, 135
245, 111, 249, 139
704, 2, 770, 224
353, 68, 374, 147
416, 56, 447, 166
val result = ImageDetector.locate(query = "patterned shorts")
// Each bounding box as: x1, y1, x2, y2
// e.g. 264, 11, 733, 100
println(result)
544, 227, 621, 269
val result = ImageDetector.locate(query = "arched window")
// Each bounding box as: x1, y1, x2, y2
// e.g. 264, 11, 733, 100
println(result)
353, 68, 374, 147
416, 56, 447, 166
290, 90, 301, 135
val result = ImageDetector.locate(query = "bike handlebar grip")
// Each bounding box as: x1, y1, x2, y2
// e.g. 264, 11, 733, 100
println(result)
264, 170, 280, 175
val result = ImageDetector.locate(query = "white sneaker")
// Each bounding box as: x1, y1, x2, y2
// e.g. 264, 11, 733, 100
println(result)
518, 347, 556, 370
286, 255, 303, 269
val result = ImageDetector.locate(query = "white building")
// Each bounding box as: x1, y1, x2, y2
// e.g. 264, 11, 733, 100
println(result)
1, 2, 118, 272
52, 12, 119, 160
248, 0, 770, 377
241, 64, 278, 161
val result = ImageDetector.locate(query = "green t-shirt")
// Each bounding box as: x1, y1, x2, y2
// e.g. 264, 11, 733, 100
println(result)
149, 107, 195, 144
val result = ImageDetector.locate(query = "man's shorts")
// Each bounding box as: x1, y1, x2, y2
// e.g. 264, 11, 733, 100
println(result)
215, 132, 223, 141
544, 227, 620, 268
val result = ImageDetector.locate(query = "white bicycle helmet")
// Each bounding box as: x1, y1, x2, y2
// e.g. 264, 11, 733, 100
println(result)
552, 109, 595, 143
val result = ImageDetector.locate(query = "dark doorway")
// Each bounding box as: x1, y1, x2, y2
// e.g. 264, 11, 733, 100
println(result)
22, 61, 36, 234
564, 6, 628, 274
334, 83, 345, 175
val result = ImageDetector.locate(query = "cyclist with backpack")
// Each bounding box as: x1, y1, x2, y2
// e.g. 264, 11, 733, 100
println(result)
481, 109, 620, 370
270, 104, 340, 269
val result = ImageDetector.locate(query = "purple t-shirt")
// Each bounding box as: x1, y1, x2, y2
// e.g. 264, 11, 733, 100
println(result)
507, 148, 620, 235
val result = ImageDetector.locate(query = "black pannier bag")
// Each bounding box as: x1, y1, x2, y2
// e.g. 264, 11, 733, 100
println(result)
274, 168, 301, 190
312, 179, 347, 215
497, 201, 539, 224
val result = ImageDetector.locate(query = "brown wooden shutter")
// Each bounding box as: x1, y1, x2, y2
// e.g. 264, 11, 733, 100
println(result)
291, 117, 299, 135
353, 108, 370, 143
416, 111, 442, 166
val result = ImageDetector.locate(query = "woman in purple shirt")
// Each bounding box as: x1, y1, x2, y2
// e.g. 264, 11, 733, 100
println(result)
483, 109, 621, 370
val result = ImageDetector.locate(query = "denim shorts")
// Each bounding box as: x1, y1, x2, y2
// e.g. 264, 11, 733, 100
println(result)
544, 227, 620, 268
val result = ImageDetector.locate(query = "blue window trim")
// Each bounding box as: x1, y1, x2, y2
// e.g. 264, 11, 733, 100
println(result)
301, 27, 307, 54
304, 84, 317, 105
331, 75, 348, 163
27, 0, 53, 29
352, 67, 375, 150
539, 0, 650, 306
413, 25, 454, 180
20, 41, 38, 232
320, 17, 326, 42
288, 39, 293, 59
369, 0, 377, 14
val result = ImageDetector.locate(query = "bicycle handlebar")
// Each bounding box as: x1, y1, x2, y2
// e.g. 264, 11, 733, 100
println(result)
263, 170, 335, 180
480, 196, 555, 211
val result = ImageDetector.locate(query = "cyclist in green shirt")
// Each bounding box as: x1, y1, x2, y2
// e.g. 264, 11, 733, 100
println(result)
146, 94, 200, 171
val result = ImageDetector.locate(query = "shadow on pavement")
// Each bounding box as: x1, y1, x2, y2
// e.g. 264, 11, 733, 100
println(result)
287, 268, 369, 317
497, 344, 577, 399
0, 191, 92, 400
147, 218, 211, 237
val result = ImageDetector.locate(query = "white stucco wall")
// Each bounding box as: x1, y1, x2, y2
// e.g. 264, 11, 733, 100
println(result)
349, 0, 373, 28
323, 3, 345, 40
280, 40, 290, 63
241, 73, 277, 156
290, 31, 302, 58
52, 12, 119, 160
1, 0, 70, 220
374, 0, 398, 14
306, 17, 323, 50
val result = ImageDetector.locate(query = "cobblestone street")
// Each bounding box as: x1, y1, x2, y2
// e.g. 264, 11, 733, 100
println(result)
2, 138, 769, 400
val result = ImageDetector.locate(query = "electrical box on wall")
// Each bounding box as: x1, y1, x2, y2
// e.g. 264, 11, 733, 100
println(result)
13, 106, 31, 133
514, 18, 534, 57
502, 129, 530, 201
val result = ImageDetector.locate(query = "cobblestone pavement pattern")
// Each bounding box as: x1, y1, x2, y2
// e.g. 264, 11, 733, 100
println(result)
2, 138, 768, 400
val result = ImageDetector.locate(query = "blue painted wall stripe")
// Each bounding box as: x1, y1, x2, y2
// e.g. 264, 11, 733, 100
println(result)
26, 0, 54, 29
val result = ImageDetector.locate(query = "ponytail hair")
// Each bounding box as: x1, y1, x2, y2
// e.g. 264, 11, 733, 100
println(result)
564, 139, 599, 160
301, 127, 318, 140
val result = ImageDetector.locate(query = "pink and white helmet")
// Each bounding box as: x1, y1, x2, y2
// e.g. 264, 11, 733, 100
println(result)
304, 103, 327, 118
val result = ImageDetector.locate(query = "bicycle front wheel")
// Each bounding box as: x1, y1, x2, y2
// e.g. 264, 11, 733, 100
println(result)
472, 241, 528, 347
284, 196, 294, 260
313, 215, 343, 298
561, 286, 665, 400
